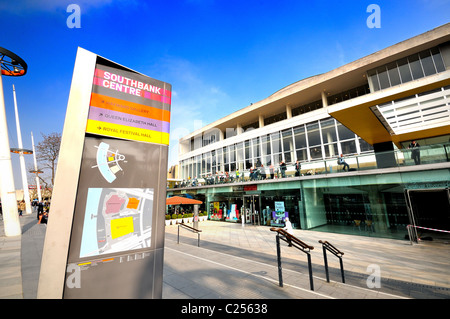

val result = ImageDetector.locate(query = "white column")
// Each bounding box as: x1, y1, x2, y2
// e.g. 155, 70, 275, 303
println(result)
31, 132, 42, 202
13, 85, 32, 214
0, 75, 21, 236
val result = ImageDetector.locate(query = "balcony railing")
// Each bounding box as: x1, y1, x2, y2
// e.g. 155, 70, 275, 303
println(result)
169, 143, 450, 189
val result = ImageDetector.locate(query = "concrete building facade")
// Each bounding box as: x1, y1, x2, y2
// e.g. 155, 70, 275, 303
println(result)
168, 24, 450, 241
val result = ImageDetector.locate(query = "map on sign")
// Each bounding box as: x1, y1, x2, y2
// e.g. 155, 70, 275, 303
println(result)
92, 142, 126, 183
79, 187, 154, 258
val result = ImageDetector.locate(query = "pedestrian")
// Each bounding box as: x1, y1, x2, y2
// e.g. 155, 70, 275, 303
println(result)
338, 154, 350, 171
18, 200, 25, 217
280, 161, 287, 178
284, 217, 294, 246
295, 160, 301, 177
37, 201, 44, 220
269, 164, 274, 179
408, 140, 421, 165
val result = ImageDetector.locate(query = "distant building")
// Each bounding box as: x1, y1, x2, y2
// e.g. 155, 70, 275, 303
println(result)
168, 24, 450, 241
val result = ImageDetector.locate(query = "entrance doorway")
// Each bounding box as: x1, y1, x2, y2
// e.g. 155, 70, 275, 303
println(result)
243, 195, 260, 225
406, 188, 450, 241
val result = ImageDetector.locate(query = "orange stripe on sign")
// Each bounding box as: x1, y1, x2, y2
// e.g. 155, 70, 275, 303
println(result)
90, 92, 170, 123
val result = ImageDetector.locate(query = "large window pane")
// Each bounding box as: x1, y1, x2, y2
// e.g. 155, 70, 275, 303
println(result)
377, 66, 391, 89
431, 47, 446, 72
296, 149, 308, 162
282, 129, 293, 152
367, 69, 380, 91
337, 122, 355, 140
387, 62, 401, 86
320, 119, 337, 144
271, 132, 281, 154
409, 54, 424, 80
309, 146, 323, 159
324, 143, 338, 158
420, 50, 436, 76
398, 57, 413, 83
341, 140, 357, 154
294, 125, 307, 148
306, 122, 321, 146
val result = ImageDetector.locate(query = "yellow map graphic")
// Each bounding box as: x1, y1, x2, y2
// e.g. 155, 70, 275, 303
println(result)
111, 217, 134, 239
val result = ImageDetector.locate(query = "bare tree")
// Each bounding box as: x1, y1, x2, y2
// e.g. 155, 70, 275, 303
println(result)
35, 132, 61, 186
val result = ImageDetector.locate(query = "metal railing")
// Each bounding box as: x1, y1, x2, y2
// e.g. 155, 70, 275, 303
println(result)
171, 143, 450, 189
270, 227, 315, 291
177, 223, 202, 247
319, 240, 345, 283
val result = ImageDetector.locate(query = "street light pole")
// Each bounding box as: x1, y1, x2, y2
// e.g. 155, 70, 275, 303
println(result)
13, 84, 32, 215
31, 132, 42, 202
0, 73, 21, 236
0, 46, 28, 236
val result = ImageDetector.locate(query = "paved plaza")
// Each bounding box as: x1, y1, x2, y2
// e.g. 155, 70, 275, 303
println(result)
1, 213, 449, 299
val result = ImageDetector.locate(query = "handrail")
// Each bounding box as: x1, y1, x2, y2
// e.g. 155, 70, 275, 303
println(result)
177, 223, 202, 247
270, 227, 314, 290
270, 227, 314, 252
318, 240, 344, 257
319, 240, 345, 283
179, 223, 202, 233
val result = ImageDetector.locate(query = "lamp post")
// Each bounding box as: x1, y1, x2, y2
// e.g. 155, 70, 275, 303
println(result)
11, 84, 32, 215
30, 132, 43, 202
0, 47, 27, 236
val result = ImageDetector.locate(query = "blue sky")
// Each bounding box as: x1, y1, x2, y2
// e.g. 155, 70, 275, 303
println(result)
1, 0, 449, 188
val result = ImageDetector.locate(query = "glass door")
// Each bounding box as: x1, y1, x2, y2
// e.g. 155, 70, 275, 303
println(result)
243, 195, 260, 225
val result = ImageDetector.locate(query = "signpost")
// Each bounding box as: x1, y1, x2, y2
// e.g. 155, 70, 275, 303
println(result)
38, 48, 171, 298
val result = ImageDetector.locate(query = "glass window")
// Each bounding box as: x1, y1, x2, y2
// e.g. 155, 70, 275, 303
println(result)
367, 69, 380, 91
236, 142, 244, 162
408, 54, 424, 80
359, 138, 373, 152
397, 57, 413, 83
309, 146, 323, 160
271, 132, 281, 154
419, 50, 436, 76
228, 144, 235, 163
306, 122, 321, 146
324, 143, 338, 158
296, 149, 308, 162
431, 47, 446, 72
252, 137, 260, 158
282, 129, 293, 152
387, 62, 401, 86
341, 140, 357, 154
320, 119, 337, 144
377, 66, 391, 89
293, 125, 307, 148
337, 122, 355, 141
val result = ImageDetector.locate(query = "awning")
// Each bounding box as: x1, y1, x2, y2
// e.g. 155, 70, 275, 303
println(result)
166, 196, 203, 205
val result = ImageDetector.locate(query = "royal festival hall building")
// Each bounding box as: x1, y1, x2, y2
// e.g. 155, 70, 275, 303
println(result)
167, 24, 450, 241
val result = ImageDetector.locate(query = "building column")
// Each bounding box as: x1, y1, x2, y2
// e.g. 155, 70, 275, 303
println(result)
373, 142, 397, 168
286, 104, 292, 119
321, 91, 328, 108
259, 114, 264, 128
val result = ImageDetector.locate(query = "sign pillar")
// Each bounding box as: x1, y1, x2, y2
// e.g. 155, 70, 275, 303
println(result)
38, 48, 171, 298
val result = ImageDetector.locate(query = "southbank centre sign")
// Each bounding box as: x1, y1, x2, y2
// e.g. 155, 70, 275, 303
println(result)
38, 48, 171, 298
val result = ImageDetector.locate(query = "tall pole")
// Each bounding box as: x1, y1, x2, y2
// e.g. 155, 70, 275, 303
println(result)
31, 132, 42, 202
0, 73, 21, 236
13, 84, 32, 214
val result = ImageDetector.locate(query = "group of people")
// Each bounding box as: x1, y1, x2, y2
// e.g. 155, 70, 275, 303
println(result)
32, 200, 50, 224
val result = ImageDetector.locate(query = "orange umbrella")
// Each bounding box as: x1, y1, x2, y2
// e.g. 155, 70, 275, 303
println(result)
166, 196, 202, 205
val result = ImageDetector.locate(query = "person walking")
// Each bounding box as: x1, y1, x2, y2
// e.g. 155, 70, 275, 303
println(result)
408, 140, 421, 165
